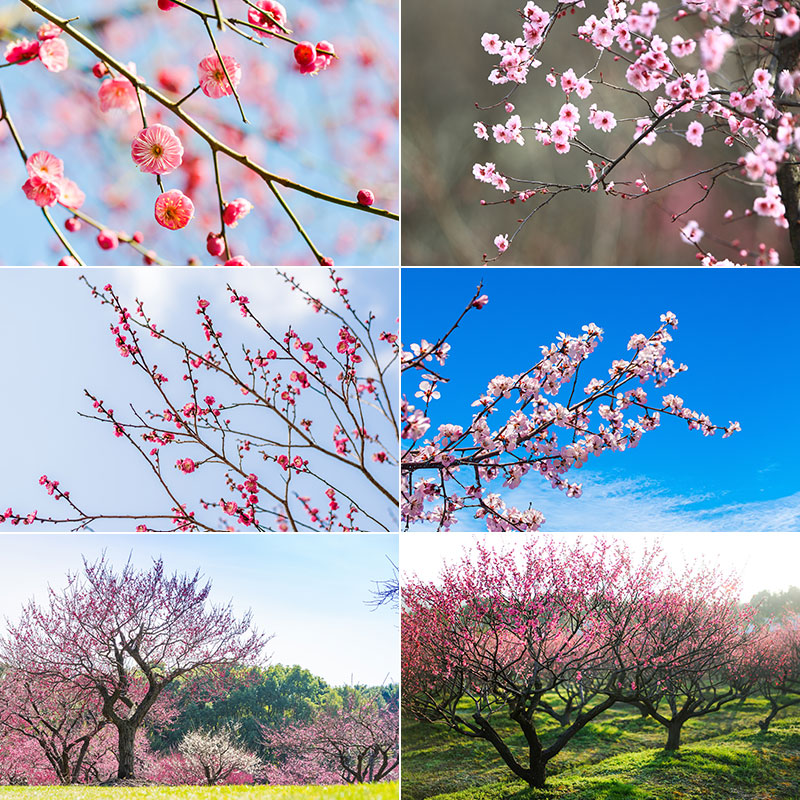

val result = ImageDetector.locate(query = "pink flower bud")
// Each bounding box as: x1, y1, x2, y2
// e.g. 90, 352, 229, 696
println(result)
294, 41, 317, 67
207, 233, 225, 257
357, 189, 375, 206
97, 229, 119, 250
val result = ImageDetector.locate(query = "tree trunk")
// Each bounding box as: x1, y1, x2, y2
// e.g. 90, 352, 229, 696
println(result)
776, 34, 800, 264
664, 719, 683, 751
525, 759, 547, 789
759, 703, 780, 733
472, 713, 548, 788
117, 723, 137, 779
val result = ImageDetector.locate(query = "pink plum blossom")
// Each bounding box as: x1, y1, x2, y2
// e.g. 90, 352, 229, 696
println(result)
131, 124, 184, 175
198, 54, 242, 98
154, 189, 195, 230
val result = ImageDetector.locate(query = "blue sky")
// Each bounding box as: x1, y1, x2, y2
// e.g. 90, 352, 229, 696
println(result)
0, 267, 399, 531
0, 0, 398, 266
402, 267, 800, 532
0, 534, 398, 686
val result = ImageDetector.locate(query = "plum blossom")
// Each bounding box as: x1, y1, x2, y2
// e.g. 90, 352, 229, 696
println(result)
685, 121, 704, 147
680, 220, 703, 244
154, 189, 195, 230
98, 72, 140, 113
38, 38, 68, 72
131, 124, 184, 175
248, 1, 288, 36
589, 106, 616, 132
198, 54, 242, 98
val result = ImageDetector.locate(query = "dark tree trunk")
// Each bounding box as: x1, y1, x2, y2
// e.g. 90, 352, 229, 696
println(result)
664, 719, 683, 751
117, 723, 137, 779
472, 712, 548, 788
759, 703, 781, 733
776, 33, 800, 264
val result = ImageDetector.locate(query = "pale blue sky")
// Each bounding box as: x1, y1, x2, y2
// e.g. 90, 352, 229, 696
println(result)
0, 534, 398, 686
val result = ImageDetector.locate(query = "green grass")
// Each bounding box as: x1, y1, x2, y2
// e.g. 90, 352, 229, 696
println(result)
0, 784, 398, 800
402, 695, 800, 800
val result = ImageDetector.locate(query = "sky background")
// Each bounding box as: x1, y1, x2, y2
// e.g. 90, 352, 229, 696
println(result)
0, 266, 399, 531
402, 532, 800, 602
0, 0, 398, 266
0, 533, 398, 686
402, 267, 800, 532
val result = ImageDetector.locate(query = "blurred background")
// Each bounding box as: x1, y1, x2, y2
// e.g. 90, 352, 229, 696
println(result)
402, 0, 785, 265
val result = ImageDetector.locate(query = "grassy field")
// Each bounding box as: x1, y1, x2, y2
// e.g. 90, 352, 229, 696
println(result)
402, 696, 800, 800
0, 784, 399, 800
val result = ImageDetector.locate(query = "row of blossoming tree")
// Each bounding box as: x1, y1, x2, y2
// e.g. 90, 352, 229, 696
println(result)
0, 0, 398, 265
472, 0, 800, 264
401, 285, 739, 531
402, 537, 800, 789
0, 555, 399, 785
1, 269, 399, 532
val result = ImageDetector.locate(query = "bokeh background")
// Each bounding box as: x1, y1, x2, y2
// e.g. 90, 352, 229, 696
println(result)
402, 0, 785, 266
0, 0, 398, 265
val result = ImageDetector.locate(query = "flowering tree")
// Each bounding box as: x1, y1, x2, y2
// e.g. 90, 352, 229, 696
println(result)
0, 727, 57, 785
1, 269, 398, 531
0, 670, 109, 785
263, 690, 399, 784
745, 616, 800, 732
401, 286, 739, 531
178, 727, 262, 785
0, 0, 398, 266
0, 556, 268, 780
402, 537, 763, 789
616, 569, 758, 750
471, 0, 800, 264
403, 538, 661, 788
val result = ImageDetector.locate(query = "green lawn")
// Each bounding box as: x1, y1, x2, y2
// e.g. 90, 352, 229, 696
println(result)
0, 784, 398, 800
402, 695, 800, 800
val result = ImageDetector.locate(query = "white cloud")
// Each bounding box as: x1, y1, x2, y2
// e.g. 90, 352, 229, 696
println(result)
411, 473, 800, 534
527, 474, 800, 532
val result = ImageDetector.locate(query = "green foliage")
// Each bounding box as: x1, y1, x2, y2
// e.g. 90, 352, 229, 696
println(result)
749, 586, 800, 623
147, 664, 399, 769
403, 694, 800, 800
0, 783, 399, 800
151, 664, 332, 754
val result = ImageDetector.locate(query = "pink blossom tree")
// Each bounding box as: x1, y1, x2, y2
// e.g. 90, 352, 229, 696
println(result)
744, 616, 800, 732
0, 0, 398, 266
0, 728, 56, 785
402, 286, 739, 531
471, 0, 800, 264
402, 537, 758, 789
263, 691, 399, 784
1, 269, 398, 532
0, 670, 109, 785
613, 568, 758, 750
0, 555, 268, 780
